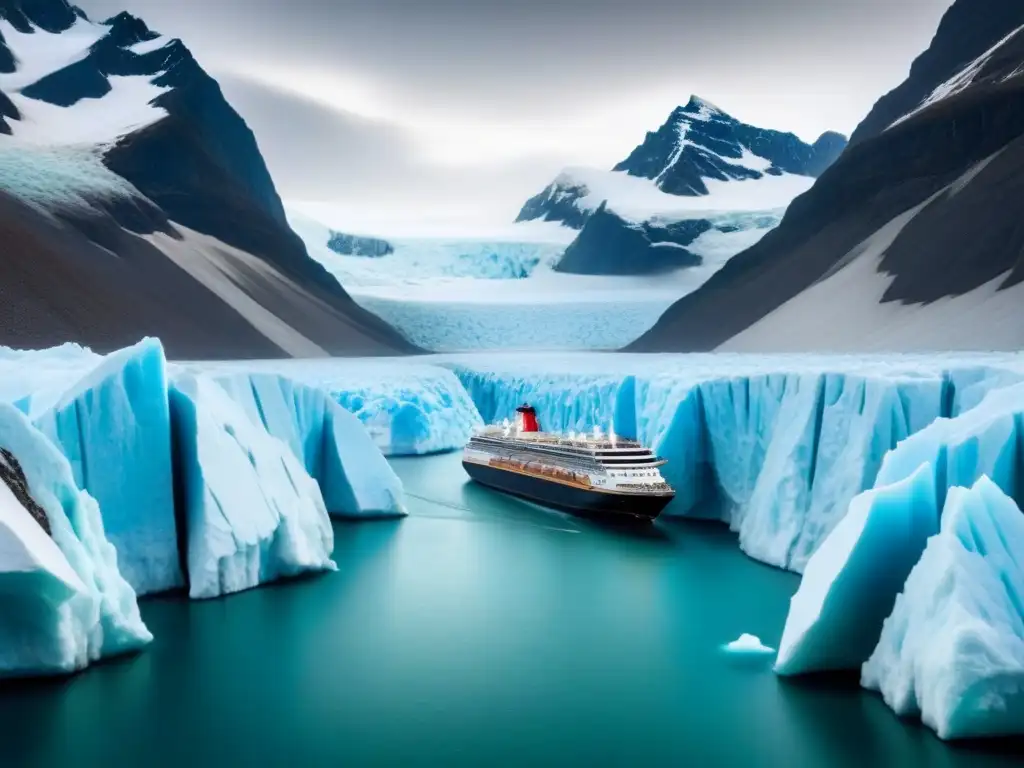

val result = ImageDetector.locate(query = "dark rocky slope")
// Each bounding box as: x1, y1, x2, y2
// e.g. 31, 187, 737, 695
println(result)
629, 0, 1024, 352
0, 0, 417, 356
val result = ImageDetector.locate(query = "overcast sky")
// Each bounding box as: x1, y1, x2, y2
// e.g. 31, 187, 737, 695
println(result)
80, 0, 953, 226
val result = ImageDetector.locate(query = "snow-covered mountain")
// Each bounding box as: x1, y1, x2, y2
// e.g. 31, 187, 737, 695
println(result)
517, 96, 846, 276
0, 0, 415, 357
630, 0, 1024, 352
518, 96, 846, 228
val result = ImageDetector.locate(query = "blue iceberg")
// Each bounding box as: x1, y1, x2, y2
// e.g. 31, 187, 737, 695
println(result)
211, 373, 405, 517
27, 339, 182, 595
862, 476, 1024, 740
169, 374, 337, 599
776, 379, 1024, 677
0, 404, 150, 678
774, 464, 938, 675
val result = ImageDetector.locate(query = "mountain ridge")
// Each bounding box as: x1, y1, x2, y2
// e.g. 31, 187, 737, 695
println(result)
0, 0, 417, 357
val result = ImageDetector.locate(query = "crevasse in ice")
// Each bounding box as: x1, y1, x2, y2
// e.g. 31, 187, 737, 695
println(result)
862, 477, 1024, 741
0, 404, 151, 678
169, 373, 337, 600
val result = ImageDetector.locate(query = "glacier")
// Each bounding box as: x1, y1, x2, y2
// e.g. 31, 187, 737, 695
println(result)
447, 353, 988, 571
169, 374, 337, 600
193, 360, 481, 456
287, 205, 777, 352
861, 477, 1024, 740
0, 404, 150, 678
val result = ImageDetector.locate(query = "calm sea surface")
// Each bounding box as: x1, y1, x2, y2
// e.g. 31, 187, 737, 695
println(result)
1, 453, 1021, 767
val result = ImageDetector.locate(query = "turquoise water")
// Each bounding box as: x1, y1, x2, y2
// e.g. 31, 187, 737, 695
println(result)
1, 453, 1022, 767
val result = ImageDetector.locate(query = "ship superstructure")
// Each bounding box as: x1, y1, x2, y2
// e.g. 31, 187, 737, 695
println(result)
462, 405, 675, 521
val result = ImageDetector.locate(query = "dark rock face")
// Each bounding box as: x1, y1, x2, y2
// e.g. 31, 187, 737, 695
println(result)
851, 0, 1024, 144
327, 231, 394, 258
0, 89, 16, 134
554, 203, 703, 276
0, 447, 51, 536
628, 0, 1024, 352
615, 96, 846, 196
0, 0, 79, 34
515, 178, 592, 228
0, 30, 15, 73
0, 1, 419, 355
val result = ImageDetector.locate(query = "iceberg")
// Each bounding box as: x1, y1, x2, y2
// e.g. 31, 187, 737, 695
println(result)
169, 374, 336, 600
723, 634, 775, 655
776, 379, 1024, 677
210, 373, 405, 517
774, 465, 938, 675
28, 339, 181, 596
862, 477, 1024, 740
0, 404, 150, 678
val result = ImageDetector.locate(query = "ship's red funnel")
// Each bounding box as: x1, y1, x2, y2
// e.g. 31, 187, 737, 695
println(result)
516, 404, 540, 432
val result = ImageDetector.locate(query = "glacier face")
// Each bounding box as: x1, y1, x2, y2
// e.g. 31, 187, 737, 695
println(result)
194, 360, 482, 456
0, 404, 151, 678
446, 353, 1014, 571
861, 477, 1024, 740
169, 373, 337, 600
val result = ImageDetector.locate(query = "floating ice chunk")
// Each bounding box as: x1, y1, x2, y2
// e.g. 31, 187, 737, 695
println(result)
862, 477, 1024, 740
723, 634, 775, 655
212, 373, 405, 517
30, 339, 181, 595
169, 374, 336, 599
0, 405, 150, 678
775, 464, 938, 675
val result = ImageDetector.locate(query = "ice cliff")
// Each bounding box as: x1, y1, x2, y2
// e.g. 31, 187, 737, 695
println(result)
0, 338, 410, 675
0, 404, 151, 678
775, 380, 1024, 739
169, 374, 337, 600
862, 477, 1024, 740
449, 355, 968, 571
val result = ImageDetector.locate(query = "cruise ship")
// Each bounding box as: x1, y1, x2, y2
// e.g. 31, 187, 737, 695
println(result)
462, 404, 675, 521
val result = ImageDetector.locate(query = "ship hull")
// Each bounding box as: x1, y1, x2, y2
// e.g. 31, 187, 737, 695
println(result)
462, 460, 672, 522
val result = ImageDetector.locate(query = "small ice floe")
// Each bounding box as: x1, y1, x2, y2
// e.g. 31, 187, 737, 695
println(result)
723, 633, 776, 655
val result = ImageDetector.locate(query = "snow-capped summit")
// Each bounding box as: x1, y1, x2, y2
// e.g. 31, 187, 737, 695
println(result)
517, 96, 847, 230
0, 0, 415, 357
614, 95, 845, 196
517, 96, 846, 277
